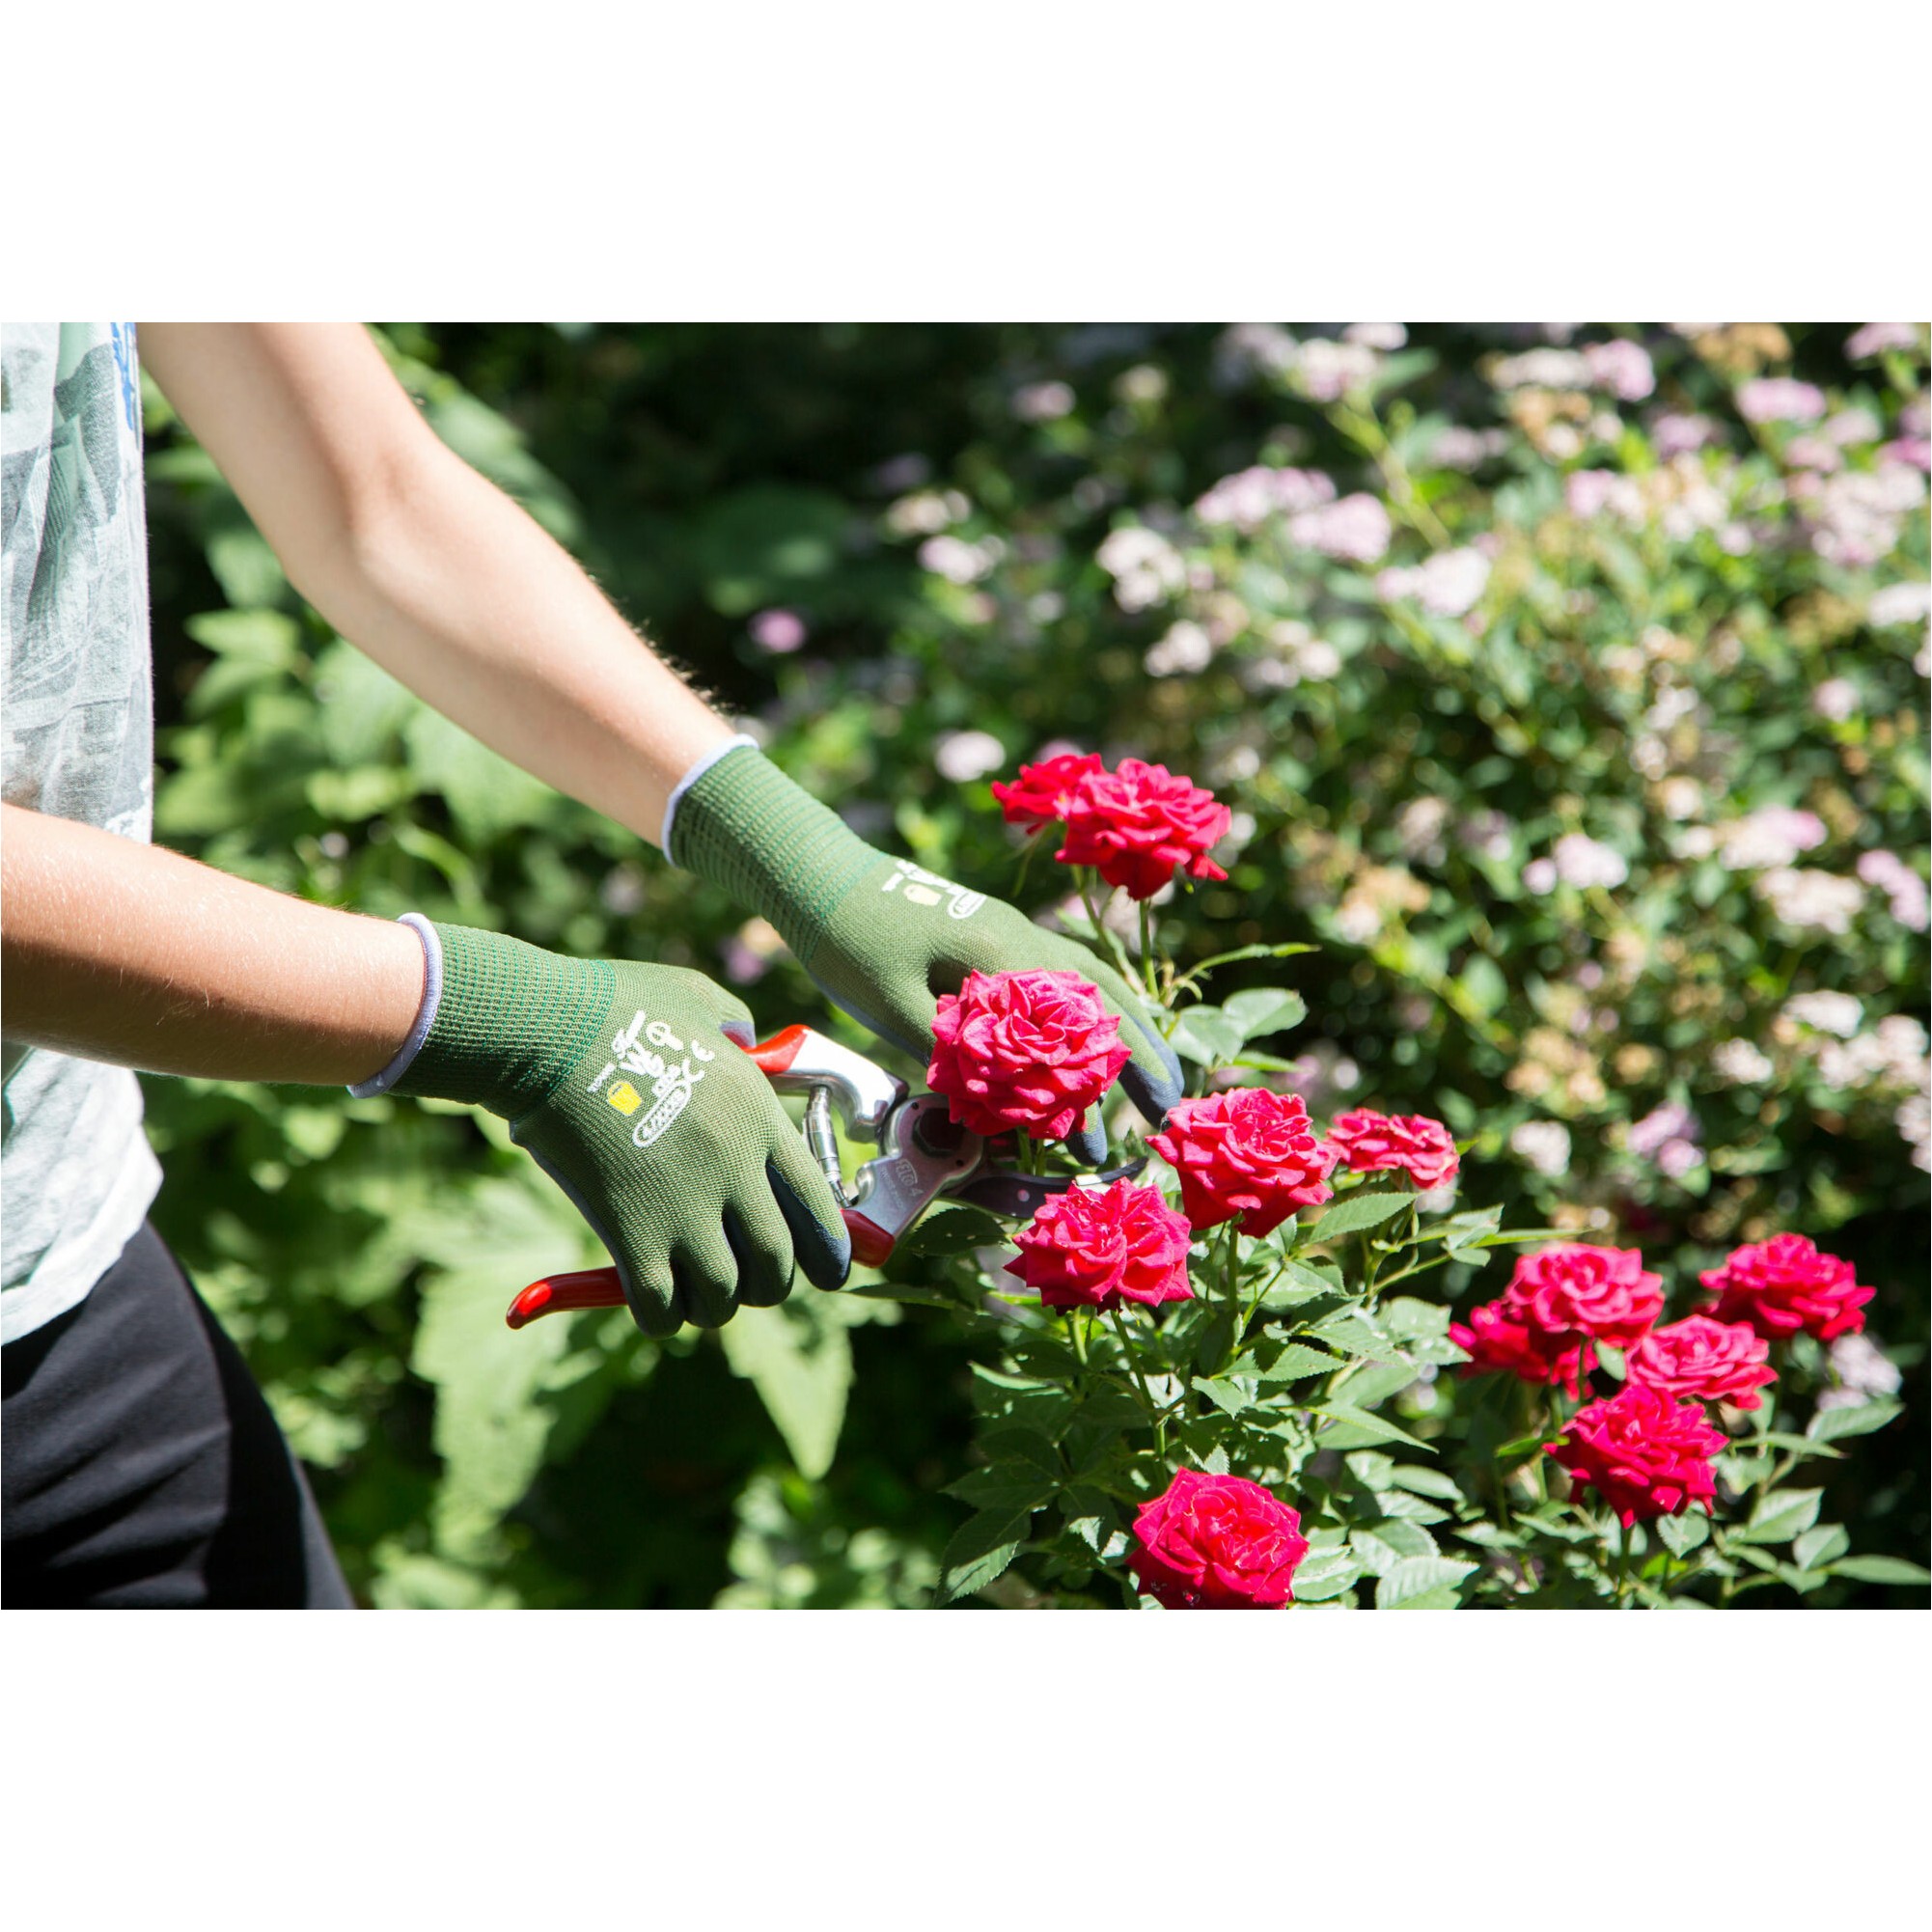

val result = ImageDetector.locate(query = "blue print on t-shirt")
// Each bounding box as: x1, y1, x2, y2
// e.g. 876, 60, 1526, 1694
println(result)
110, 323, 139, 433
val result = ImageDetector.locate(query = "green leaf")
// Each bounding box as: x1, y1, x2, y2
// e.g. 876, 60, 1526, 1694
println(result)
945, 1466, 1057, 1512
1306, 1403, 1434, 1451
401, 707, 556, 842
1307, 1311, 1389, 1358
1736, 1487, 1824, 1547
718, 1295, 854, 1481
935, 1508, 1031, 1605
1350, 1519, 1438, 1576
1807, 1398, 1904, 1443
1168, 1006, 1247, 1067
899, 1204, 1010, 1257
1332, 1358, 1421, 1411
1375, 1557, 1477, 1609
1381, 1464, 1466, 1504
1175, 942, 1318, 989
1192, 1375, 1260, 1419
1256, 1342, 1345, 1384
1290, 1545, 1364, 1603
410, 1175, 612, 1560
1656, 1512, 1709, 1558
1219, 986, 1309, 1043
184, 607, 299, 667
1828, 1556, 1931, 1587
1307, 1191, 1412, 1240
1792, 1524, 1850, 1571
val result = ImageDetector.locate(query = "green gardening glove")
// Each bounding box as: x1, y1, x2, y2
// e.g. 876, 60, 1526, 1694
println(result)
388, 923, 850, 1335
670, 747, 1184, 1161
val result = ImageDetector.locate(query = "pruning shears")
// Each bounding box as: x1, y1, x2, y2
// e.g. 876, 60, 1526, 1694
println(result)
505, 1023, 1145, 1328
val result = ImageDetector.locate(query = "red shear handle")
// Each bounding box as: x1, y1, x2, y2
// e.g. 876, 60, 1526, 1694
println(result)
505, 1267, 626, 1328
504, 1207, 893, 1328
743, 1024, 810, 1074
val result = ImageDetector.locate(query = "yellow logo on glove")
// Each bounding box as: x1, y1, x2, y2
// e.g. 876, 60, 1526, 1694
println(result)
606, 1081, 644, 1116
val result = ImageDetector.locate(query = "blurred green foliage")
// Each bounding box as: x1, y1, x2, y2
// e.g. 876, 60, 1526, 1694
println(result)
140, 322, 1928, 1605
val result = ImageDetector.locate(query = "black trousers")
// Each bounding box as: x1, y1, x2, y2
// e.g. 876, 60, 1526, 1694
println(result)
2, 1222, 353, 1608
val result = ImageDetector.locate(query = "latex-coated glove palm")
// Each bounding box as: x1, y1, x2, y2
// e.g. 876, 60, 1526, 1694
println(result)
392, 924, 850, 1336
671, 749, 1184, 1160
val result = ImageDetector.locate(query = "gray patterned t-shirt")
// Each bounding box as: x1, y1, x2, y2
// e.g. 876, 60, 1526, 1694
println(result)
2, 321, 164, 1342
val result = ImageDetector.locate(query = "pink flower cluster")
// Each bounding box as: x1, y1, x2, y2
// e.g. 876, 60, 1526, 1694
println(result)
993, 754, 1232, 900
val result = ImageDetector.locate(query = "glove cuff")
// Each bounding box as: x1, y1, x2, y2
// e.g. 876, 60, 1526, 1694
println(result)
668, 747, 877, 970
391, 922, 617, 1118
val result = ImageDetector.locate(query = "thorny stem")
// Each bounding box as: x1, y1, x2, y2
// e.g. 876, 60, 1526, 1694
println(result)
1075, 869, 1138, 985
1109, 1306, 1168, 1454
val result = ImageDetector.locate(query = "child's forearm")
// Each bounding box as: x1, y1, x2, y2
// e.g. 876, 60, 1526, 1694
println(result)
0, 804, 424, 1086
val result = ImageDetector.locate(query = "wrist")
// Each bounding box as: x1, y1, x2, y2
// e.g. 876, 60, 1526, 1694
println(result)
387, 922, 617, 1118
668, 747, 878, 968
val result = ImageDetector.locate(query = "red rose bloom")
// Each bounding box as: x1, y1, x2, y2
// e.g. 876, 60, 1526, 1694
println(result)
1057, 759, 1234, 900
1547, 1383, 1727, 1527
927, 968, 1130, 1142
1626, 1315, 1778, 1411
1128, 1469, 1310, 1609
1449, 1299, 1596, 1397
1325, 1108, 1461, 1191
990, 752, 1104, 829
1148, 1087, 1337, 1236
1501, 1243, 1664, 1351
1699, 1233, 1874, 1342
1005, 1179, 1195, 1311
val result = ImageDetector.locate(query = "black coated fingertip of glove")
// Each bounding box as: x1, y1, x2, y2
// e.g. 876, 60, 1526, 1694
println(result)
1119, 1042, 1185, 1132
1066, 1109, 1110, 1168
768, 1159, 853, 1290
723, 1205, 794, 1310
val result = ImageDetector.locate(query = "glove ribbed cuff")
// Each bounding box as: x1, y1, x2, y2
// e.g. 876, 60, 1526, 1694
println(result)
390, 922, 617, 1118
668, 747, 877, 971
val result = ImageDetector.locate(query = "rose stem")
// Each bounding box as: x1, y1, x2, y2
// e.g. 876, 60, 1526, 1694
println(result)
1109, 1305, 1167, 1453
1137, 898, 1160, 1001
1074, 869, 1137, 983
1615, 1517, 1634, 1604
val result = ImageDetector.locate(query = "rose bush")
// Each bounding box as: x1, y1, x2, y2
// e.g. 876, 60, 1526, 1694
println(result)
900, 757, 1920, 1609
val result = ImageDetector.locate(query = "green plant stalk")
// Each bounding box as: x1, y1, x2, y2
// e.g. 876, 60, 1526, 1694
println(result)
1109, 1306, 1168, 1454
1138, 898, 1160, 1001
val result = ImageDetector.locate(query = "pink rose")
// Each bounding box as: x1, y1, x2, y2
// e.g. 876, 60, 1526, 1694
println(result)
1128, 1469, 1310, 1609
1699, 1233, 1874, 1341
990, 752, 1104, 830
1148, 1088, 1337, 1236
1449, 1300, 1596, 1397
1057, 759, 1233, 900
927, 969, 1130, 1143
1626, 1315, 1778, 1411
1548, 1383, 1727, 1527
1502, 1244, 1664, 1350
1005, 1179, 1194, 1312
1324, 1108, 1460, 1191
